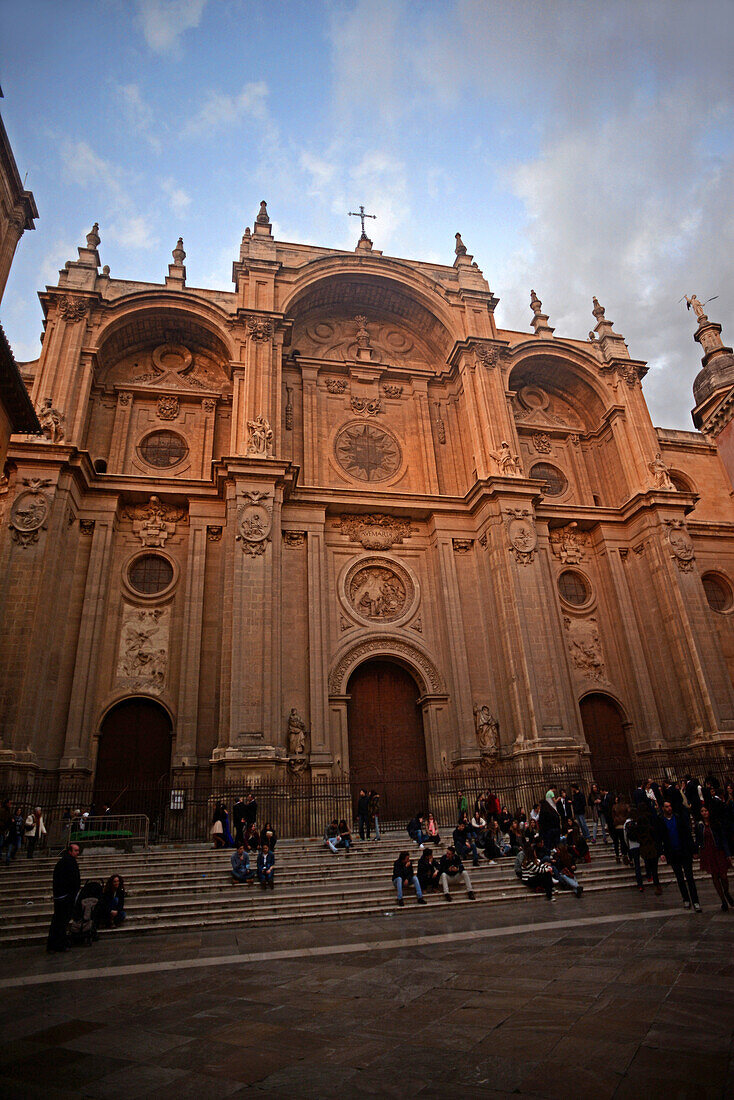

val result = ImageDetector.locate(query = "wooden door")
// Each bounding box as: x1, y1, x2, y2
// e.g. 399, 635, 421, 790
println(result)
347, 660, 428, 821
579, 693, 632, 790
95, 699, 172, 818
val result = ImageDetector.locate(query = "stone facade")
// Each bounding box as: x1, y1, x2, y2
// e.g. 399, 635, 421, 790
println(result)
1, 207, 734, 788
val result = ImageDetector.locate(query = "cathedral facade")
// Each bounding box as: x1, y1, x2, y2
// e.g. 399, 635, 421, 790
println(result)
1, 204, 734, 810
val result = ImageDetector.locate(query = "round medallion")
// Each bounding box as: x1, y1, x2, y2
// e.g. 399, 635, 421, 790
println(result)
346, 560, 414, 623
152, 343, 193, 374
334, 422, 402, 482
10, 490, 49, 532
237, 502, 272, 543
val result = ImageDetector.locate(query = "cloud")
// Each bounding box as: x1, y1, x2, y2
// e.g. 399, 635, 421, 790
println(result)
185, 82, 269, 136
135, 0, 207, 55
116, 83, 162, 152
495, 91, 734, 428
162, 178, 191, 216
107, 214, 159, 250
59, 140, 127, 197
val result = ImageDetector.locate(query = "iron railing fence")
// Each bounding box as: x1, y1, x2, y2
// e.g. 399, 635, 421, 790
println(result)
1, 750, 731, 845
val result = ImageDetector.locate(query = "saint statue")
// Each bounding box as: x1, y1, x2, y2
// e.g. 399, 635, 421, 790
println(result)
473, 704, 499, 754
287, 708, 308, 755
247, 415, 273, 457
38, 398, 65, 443
649, 452, 675, 491
685, 294, 707, 323
491, 441, 522, 477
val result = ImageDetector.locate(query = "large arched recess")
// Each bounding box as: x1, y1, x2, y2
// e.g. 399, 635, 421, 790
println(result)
93, 293, 235, 381
346, 658, 429, 822
579, 692, 633, 792
94, 697, 173, 820
507, 344, 610, 431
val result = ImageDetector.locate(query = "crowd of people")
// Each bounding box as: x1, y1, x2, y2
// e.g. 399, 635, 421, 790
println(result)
210, 796, 280, 890
47, 842, 127, 952
394, 773, 734, 909
0, 802, 47, 862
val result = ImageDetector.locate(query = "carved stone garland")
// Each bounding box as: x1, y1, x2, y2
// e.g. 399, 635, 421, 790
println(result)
335, 513, 412, 550
124, 496, 186, 548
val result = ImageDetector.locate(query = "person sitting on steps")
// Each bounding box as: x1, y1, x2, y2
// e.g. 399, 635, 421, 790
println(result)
407, 815, 430, 848
392, 851, 427, 906
453, 820, 480, 866
417, 848, 441, 894
231, 844, 254, 884
438, 845, 476, 901
257, 843, 275, 890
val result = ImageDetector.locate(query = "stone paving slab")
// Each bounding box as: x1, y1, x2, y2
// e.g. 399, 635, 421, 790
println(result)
0, 892, 731, 1097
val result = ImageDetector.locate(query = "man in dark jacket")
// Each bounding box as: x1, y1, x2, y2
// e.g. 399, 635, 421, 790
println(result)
356, 789, 370, 840
661, 801, 700, 911
571, 785, 590, 840
232, 798, 248, 846
47, 842, 81, 952
257, 844, 275, 889
438, 846, 476, 901
453, 821, 479, 866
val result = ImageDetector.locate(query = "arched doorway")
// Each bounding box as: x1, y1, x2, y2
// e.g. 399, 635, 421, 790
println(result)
347, 659, 428, 822
579, 693, 632, 790
95, 698, 172, 820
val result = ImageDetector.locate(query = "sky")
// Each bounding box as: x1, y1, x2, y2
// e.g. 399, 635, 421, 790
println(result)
1, 0, 733, 429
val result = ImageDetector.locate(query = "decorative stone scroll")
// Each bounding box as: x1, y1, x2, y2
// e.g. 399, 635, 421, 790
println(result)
453, 538, 473, 554
157, 395, 179, 421
124, 496, 186, 548
9, 478, 52, 548
564, 615, 607, 682
335, 513, 412, 550
326, 378, 348, 394
550, 522, 590, 564
207, 526, 222, 542
473, 704, 499, 756
118, 391, 132, 407
532, 432, 551, 453
79, 519, 95, 536
247, 316, 273, 342
284, 384, 293, 431
383, 384, 403, 397
506, 508, 537, 565
116, 605, 170, 693
282, 531, 306, 547
58, 295, 88, 323
350, 395, 382, 417
664, 519, 696, 573
236, 490, 272, 556
474, 343, 499, 369
434, 403, 446, 445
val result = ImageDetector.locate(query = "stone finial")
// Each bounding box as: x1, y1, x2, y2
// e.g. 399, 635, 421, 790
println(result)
455, 232, 467, 256
86, 222, 100, 249
243, 226, 251, 239
530, 289, 542, 317
529, 290, 554, 338
592, 297, 606, 323
172, 237, 186, 266
256, 200, 270, 225
102, 265, 110, 276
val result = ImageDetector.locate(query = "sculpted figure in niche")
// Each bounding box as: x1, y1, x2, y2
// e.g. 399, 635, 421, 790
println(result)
473, 704, 499, 754
247, 415, 273, 457
649, 452, 675, 491
38, 398, 65, 443
491, 441, 522, 477
287, 708, 308, 755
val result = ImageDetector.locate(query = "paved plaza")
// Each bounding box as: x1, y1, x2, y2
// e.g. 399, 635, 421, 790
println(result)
0, 889, 732, 1098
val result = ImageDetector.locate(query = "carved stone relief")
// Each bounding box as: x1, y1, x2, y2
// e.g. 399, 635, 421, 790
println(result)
506, 508, 537, 565
474, 343, 499, 369
350, 396, 381, 417
512, 384, 582, 429
283, 531, 306, 547
550, 523, 590, 564
335, 513, 412, 550
287, 708, 309, 756
649, 452, 675, 491
383, 384, 403, 397
532, 432, 551, 453
37, 398, 65, 443
347, 563, 412, 622
246, 415, 273, 457
664, 519, 696, 572
564, 615, 607, 682
453, 538, 473, 553
236, 491, 272, 556
490, 441, 522, 477
473, 704, 499, 756
79, 519, 95, 536
124, 496, 186, 548
9, 478, 52, 548
116, 604, 170, 694
58, 295, 88, 323
247, 316, 273, 342
329, 637, 442, 694
157, 395, 179, 421
207, 526, 222, 541
118, 391, 132, 407
325, 378, 348, 394
334, 422, 402, 482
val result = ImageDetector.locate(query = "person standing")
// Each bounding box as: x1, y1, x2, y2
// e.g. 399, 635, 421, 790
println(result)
232, 798, 247, 846
571, 785, 591, 841
25, 806, 46, 858
635, 801, 663, 895
456, 790, 468, 822
697, 806, 733, 911
47, 843, 81, 952
243, 793, 258, 842
538, 789, 562, 853
661, 800, 700, 911
368, 789, 381, 841
356, 789, 370, 840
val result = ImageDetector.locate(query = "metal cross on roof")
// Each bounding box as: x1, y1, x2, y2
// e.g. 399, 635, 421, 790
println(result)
348, 204, 376, 240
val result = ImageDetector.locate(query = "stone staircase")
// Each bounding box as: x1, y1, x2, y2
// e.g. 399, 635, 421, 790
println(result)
0, 834, 676, 948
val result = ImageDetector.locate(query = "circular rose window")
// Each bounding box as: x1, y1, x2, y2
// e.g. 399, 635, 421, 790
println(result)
702, 573, 732, 613
530, 462, 568, 496
139, 430, 188, 469
128, 554, 174, 595
558, 570, 591, 606
334, 422, 402, 482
